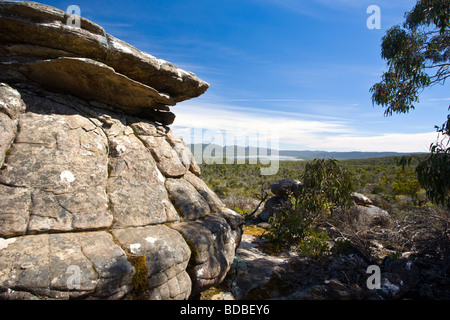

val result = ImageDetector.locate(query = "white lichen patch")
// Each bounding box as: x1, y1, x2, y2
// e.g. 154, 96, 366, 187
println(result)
111, 39, 133, 55
155, 166, 165, 183
0, 238, 17, 250
81, 150, 93, 156
145, 237, 158, 244
141, 51, 157, 60
60, 171, 75, 183
155, 58, 167, 67
176, 68, 194, 79
197, 267, 204, 278
116, 144, 126, 154
130, 243, 141, 254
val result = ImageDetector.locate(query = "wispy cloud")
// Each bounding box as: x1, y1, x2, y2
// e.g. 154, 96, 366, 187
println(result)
317, 132, 437, 153
172, 100, 436, 152
428, 98, 450, 102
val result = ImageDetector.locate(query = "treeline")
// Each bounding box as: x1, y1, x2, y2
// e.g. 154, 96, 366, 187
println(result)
198, 154, 430, 203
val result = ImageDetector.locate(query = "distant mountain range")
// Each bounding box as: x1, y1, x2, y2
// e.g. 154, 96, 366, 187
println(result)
188, 144, 424, 161
277, 150, 422, 161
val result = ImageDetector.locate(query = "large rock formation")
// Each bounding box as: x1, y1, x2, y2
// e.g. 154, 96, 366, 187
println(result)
0, 1, 243, 300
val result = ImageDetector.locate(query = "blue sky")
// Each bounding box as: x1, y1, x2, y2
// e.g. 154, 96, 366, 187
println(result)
36, 0, 449, 152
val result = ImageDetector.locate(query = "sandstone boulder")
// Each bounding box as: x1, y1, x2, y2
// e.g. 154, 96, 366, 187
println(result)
171, 210, 243, 296
0, 232, 134, 299
111, 225, 192, 300
0, 1, 209, 102
0, 1, 242, 300
24, 57, 176, 111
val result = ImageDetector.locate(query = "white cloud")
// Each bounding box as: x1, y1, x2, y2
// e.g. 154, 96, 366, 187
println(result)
171, 101, 437, 152
316, 132, 437, 153
428, 98, 450, 101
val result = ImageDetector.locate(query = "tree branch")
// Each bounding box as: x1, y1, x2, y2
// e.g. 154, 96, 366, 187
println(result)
424, 63, 450, 69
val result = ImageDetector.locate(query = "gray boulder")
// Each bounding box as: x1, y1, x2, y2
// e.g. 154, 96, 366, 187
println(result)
258, 178, 301, 222
353, 204, 393, 229
229, 233, 293, 299
23, 57, 176, 117
111, 225, 192, 300
270, 178, 302, 198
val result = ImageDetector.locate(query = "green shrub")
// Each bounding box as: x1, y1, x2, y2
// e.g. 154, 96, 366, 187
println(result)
266, 159, 353, 250
297, 229, 330, 260
392, 168, 421, 201
300, 159, 354, 216
372, 184, 388, 195
266, 201, 308, 248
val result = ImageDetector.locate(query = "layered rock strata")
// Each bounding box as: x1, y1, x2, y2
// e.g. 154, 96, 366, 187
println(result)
0, 1, 243, 300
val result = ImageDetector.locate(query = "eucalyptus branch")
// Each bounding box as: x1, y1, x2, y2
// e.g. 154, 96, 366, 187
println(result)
424, 63, 450, 69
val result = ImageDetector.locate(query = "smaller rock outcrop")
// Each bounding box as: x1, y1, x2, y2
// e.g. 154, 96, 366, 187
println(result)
228, 232, 296, 300
352, 205, 393, 229
270, 178, 302, 198
350, 192, 393, 229
351, 192, 373, 206
259, 179, 302, 222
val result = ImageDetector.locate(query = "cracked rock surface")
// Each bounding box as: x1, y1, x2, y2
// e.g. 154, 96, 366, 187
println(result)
0, 1, 243, 300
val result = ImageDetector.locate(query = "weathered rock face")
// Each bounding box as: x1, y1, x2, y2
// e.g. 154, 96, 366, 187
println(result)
0, 1, 243, 300
0, 1, 208, 104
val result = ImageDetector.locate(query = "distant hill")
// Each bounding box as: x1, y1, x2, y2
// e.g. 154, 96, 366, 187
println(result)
188, 144, 425, 161
278, 150, 422, 161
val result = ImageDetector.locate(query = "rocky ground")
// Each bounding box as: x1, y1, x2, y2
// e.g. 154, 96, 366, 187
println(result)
200, 192, 450, 300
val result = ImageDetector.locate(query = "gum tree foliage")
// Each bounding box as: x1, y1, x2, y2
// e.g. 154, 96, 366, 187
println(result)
370, 0, 450, 208
267, 159, 353, 248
